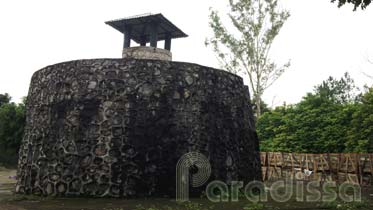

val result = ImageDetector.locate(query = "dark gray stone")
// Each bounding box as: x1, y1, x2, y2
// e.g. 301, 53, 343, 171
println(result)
16, 58, 261, 197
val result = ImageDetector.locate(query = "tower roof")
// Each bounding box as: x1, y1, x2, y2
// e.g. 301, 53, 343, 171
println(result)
105, 13, 188, 44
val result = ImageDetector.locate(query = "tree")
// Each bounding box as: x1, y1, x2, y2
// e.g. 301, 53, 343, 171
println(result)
257, 105, 298, 152
258, 94, 354, 153
346, 87, 373, 153
0, 94, 26, 166
363, 72, 373, 80
206, 0, 290, 118
0, 93, 11, 107
252, 98, 270, 119
364, 59, 373, 80
314, 72, 360, 104
257, 73, 361, 153
332, 0, 371, 10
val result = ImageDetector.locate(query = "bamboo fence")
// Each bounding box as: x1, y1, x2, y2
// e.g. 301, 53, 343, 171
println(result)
260, 152, 373, 186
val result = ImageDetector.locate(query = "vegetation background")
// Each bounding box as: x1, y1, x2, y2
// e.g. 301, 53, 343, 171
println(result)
0, 94, 25, 166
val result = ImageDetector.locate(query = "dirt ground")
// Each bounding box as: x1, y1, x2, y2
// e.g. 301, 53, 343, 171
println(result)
0, 167, 16, 196
0, 167, 16, 184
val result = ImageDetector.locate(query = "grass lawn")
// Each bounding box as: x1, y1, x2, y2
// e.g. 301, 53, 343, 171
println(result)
1, 169, 372, 210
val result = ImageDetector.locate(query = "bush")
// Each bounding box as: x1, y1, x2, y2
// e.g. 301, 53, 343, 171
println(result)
0, 93, 26, 166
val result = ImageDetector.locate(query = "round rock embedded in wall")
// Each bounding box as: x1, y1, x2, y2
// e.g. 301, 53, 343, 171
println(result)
16, 58, 261, 197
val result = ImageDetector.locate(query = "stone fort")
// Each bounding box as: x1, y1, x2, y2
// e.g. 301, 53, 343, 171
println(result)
15, 13, 261, 197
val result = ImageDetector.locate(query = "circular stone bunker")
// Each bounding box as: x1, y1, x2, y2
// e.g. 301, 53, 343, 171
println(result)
16, 58, 261, 197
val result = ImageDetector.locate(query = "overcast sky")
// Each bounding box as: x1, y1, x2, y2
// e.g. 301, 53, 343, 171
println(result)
0, 0, 372, 106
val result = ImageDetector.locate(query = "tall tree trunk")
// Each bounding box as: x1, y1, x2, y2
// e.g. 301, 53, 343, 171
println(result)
255, 95, 261, 119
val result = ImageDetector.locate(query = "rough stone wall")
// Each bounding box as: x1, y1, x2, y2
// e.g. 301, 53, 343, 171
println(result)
16, 58, 261, 197
122, 47, 172, 61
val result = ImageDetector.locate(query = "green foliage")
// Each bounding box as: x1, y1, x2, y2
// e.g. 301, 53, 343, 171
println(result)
321, 201, 370, 210
182, 201, 214, 210
315, 72, 360, 104
243, 203, 266, 210
206, 0, 290, 117
134, 204, 161, 210
345, 87, 373, 152
134, 202, 214, 210
242, 203, 281, 210
257, 73, 373, 153
252, 99, 270, 120
331, 0, 371, 11
0, 93, 11, 107
0, 93, 26, 166
103, 208, 125, 210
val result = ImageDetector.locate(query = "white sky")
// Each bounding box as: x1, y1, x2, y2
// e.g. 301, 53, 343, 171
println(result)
0, 0, 372, 106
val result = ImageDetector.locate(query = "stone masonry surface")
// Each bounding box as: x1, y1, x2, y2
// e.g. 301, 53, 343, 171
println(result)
16, 58, 261, 197
122, 47, 172, 61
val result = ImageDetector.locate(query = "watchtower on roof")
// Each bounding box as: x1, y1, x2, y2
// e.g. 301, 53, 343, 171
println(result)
106, 13, 188, 61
